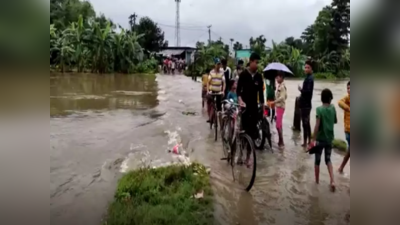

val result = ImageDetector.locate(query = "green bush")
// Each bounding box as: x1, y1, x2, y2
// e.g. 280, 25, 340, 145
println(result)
131, 58, 158, 74
105, 163, 213, 225
332, 139, 348, 152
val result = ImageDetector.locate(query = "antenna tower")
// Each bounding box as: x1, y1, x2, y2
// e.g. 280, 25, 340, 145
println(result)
175, 0, 181, 46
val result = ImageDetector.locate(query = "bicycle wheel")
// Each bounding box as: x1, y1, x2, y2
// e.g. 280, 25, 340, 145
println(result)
264, 119, 273, 150
231, 133, 257, 192
221, 117, 232, 160
214, 112, 218, 141
254, 121, 266, 150
209, 108, 214, 130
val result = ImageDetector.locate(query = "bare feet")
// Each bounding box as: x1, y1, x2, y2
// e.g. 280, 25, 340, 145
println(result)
330, 183, 336, 192
338, 168, 344, 174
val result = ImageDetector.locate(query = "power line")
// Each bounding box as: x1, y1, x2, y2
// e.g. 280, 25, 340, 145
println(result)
211, 31, 227, 43
183, 31, 209, 46
136, 14, 207, 30
157, 23, 207, 31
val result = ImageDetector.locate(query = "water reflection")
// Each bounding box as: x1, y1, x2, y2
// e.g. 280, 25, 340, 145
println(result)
50, 73, 158, 116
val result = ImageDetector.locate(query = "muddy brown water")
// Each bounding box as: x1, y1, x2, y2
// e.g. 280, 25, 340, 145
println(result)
50, 73, 350, 225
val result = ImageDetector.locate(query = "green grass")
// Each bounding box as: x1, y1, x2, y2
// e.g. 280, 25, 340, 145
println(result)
332, 139, 348, 152
105, 163, 214, 225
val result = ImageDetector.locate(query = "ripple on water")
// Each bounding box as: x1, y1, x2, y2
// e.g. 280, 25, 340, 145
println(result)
111, 90, 154, 96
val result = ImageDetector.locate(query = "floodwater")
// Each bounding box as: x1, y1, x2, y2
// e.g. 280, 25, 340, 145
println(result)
50, 73, 350, 225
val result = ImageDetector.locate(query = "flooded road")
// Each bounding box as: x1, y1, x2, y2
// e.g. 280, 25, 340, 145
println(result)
50, 73, 350, 225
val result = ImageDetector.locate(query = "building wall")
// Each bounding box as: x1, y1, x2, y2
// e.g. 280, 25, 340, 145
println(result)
235, 49, 252, 62
185, 50, 194, 64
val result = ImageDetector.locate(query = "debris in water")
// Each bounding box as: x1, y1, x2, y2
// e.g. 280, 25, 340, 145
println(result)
193, 191, 204, 199
171, 144, 181, 154
182, 111, 196, 116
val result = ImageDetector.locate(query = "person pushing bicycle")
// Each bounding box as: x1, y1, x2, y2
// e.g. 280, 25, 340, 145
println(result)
237, 53, 265, 140
207, 58, 226, 123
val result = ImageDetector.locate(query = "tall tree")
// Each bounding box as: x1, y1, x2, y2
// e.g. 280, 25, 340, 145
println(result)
300, 25, 316, 55
50, 0, 95, 30
331, 0, 350, 52
313, 6, 335, 55
284, 37, 304, 51
128, 13, 138, 30
196, 41, 205, 49
135, 17, 168, 52
233, 41, 243, 51
249, 35, 267, 56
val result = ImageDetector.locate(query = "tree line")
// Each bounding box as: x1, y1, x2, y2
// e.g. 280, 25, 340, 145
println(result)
193, 0, 350, 78
50, 0, 349, 78
50, 0, 167, 73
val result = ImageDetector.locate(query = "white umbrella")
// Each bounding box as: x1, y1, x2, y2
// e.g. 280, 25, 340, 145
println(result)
263, 62, 293, 74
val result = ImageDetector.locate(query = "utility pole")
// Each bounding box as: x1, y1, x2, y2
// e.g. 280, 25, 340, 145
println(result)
129, 13, 138, 31
207, 25, 212, 44
175, 0, 181, 46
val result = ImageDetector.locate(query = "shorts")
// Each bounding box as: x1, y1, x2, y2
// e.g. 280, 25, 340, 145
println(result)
345, 132, 350, 151
267, 100, 275, 109
314, 141, 333, 166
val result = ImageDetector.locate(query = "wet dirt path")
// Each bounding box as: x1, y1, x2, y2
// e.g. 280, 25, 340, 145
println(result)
50, 73, 350, 225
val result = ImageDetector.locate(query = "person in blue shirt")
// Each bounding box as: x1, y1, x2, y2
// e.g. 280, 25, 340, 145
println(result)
227, 80, 238, 103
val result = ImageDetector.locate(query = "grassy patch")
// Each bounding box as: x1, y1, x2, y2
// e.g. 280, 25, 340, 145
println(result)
332, 139, 348, 152
105, 163, 214, 225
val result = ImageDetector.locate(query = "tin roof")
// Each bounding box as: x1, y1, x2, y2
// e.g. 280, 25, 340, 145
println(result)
159, 49, 185, 56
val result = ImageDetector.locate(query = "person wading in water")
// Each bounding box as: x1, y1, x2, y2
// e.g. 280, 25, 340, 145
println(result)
299, 61, 315, 147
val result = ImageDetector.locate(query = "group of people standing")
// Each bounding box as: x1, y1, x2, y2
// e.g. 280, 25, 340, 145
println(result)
201, 53, 351, 191
163, 57, 185, 75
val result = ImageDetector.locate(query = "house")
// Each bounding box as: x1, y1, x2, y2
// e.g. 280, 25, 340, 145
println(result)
159, 46, 197, 64
235, 49, 252, 63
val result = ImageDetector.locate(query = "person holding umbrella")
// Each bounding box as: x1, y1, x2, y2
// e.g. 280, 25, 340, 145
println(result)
273, 72, 287, 147
263, 63, 292, 147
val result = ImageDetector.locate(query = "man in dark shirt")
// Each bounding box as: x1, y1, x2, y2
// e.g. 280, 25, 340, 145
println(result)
221, 58, 232, 98
299, 61, 314, 146
237, 53, 264, 139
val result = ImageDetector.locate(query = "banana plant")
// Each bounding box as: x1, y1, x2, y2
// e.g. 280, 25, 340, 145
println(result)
51, 35, 75, 73
88, 21, 114, 73
63, 15, 87, 72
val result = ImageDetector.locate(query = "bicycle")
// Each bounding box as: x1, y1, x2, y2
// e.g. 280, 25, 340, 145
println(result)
254, 104, 273, 150
220, 99, 257, 192
220, 99, 236, 159
208, 92, 223, 141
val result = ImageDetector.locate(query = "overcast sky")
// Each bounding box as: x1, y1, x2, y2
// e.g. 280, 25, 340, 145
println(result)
89, 0, 365, 47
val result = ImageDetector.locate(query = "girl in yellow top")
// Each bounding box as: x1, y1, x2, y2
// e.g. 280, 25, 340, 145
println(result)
338, 81, 350, 174
273, 72, 287, 147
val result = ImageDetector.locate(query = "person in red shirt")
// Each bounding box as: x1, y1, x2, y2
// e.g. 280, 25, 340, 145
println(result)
163, 58, 168, 74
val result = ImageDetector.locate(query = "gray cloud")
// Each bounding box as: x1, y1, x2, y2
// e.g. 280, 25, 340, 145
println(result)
89, 0, 357, 47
